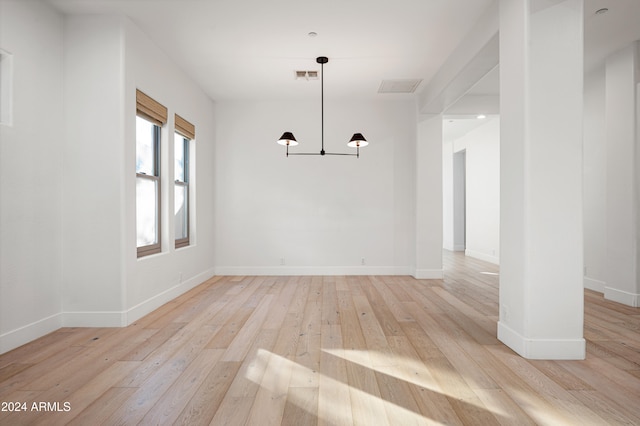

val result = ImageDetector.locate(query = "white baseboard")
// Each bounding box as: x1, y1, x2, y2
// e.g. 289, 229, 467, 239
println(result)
63, 311, 126, 328
0, 313, 63, 355
604, 286, 640, 307
584, 277, 606, 293
465, 249, 499, 265
125, 268, 216, 324
412, 269, 444, 279
0, 269, 216, 354
497, 321, 585, 360
214, 266, 411, 276
453, 245, 466, 252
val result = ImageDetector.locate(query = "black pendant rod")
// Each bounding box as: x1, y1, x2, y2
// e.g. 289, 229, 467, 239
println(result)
318, 56, 328, 156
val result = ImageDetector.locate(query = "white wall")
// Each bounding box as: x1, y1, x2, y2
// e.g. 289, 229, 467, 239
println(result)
583, 66, 607, 292
123, 18, 216, 318
63, 16, 125, 322
457, 118, 500, 264
214, 99, 416, 275
64, 16, 217, 325
415, 115, 443, 278
583, 43, 640, 307
0, 0, 65, 353
604, 43, 640, 306
1, 6, 217, 353
452, 151, 466, 252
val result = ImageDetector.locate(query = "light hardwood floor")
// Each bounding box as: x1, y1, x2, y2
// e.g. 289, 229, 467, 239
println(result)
1, 252, 639, 425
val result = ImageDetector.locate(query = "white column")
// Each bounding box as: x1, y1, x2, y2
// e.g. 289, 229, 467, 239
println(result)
605, 43, 640, 307
414, 115, 443, 279
498, 0, 585, 359
442, 140, 455, 251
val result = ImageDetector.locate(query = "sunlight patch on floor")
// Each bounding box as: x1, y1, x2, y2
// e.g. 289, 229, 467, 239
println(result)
246, 348, 443, 425
325, 349, 493, 409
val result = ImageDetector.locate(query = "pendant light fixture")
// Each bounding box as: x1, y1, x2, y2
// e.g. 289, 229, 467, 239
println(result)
277, 56, 368, 158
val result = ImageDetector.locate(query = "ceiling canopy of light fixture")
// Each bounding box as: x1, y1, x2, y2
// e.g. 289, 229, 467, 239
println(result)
277, 56, 368, 158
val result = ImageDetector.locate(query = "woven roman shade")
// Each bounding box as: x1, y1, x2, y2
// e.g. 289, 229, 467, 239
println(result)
175, 114, 195, 140
136, 89, 167, 125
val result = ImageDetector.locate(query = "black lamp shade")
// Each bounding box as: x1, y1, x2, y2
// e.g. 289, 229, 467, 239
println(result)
347, 133, 368, 148
277, 132, 298, 146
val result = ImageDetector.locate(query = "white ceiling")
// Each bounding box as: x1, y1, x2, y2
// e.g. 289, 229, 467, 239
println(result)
48, 0, 640, 109
48, 0, 495, 101
442, 0, 640, 142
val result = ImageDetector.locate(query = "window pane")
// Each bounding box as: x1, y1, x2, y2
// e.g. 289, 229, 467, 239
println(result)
137, 177, 158, 247
175, 183, 188, 240
137, 116, 157, 175
174, 133, 186, 182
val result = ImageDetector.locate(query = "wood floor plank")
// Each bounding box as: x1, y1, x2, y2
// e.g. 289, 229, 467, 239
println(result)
318, 324, 354, 426
339, 287, 389, 426
262, 277, 299, 330
205, 307, 254, 349
0, 390, 41, 425
19, 327, 155, 393
247, 313, 306, 423
568, 389, 640, 426
374, 368, 425, 425
360, 277, 405, 336
220, 294, 275, 362
421, 356, 501, 425
244, 349, 292, 425
137, 278, 223, 329
223, 329, 278, 399
33, 360, 141, 426
531, 360, 594, 391
174, 361, 241, 425
487, 344, 608, 425
321, 277, 340, 325
351, 293, 393, 360
104, 325, 221, 424
120, 321, 187, 361
65, 387, 137, 426
0, 327, 101, 369
139, 349, 224, 425
1, 256, 639, 425
405, 302, 499, 391
114, 321, 221, 388
555, 357, 640, 419
0, 346, 85, 396
429, 286, 500, 343
473, 388, 537, 426
281, 387, 318, 426
345, 361, 390, 426
208, 396, 254, 426
291, 276, 323, 389
0, 363, 33, 384
372, 276, 416, 323
386, 335, 463, 425
398, 309, 445, 360
283, 275, 312, 328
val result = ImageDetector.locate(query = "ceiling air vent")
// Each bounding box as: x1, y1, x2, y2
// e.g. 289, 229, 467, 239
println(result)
295, 70, 319, 80
378, 79, 423, 93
